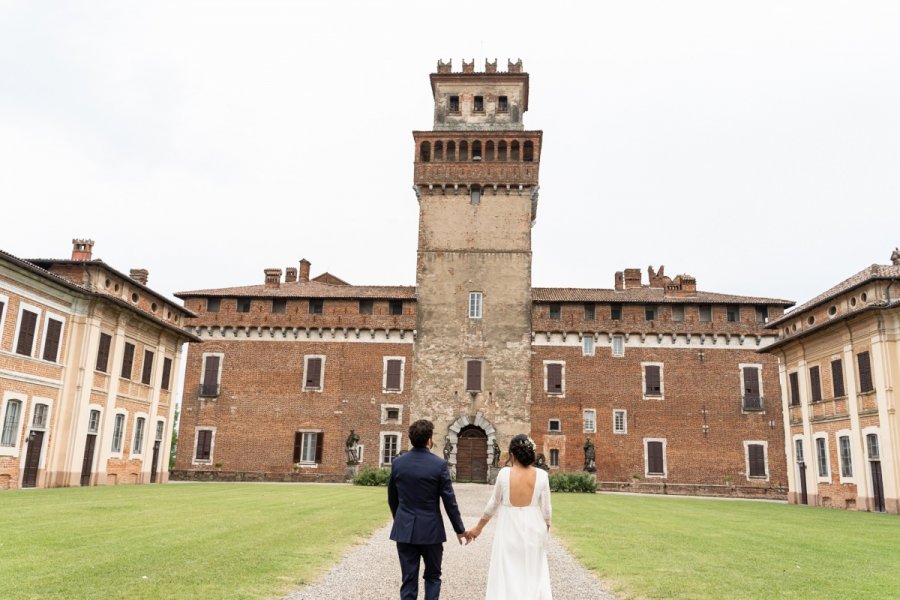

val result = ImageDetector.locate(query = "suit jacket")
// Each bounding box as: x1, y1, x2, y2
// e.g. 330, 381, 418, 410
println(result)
388, 447, 465, 544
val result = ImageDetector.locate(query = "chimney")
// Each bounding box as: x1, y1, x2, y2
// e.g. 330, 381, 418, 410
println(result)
129, 269, 149, 285
71, 239, 94, 261
623, 268, 642, 289
264, 268, 282, 288
285, 267, 298, 283
299, 259, 311, 283
614, 271, 624, 291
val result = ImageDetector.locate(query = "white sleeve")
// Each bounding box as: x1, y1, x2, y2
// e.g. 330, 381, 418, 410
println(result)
539, 470, 552, 524
482, 468, 505, 519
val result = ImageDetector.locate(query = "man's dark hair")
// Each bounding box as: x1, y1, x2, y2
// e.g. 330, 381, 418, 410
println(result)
408, 419, 434, 448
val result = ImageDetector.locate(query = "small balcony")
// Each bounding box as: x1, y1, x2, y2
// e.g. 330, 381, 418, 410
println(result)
198, 384, 220, 398
742, 395, 764, 412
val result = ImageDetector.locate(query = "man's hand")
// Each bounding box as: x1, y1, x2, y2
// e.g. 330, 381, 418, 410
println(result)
457, 531, 468, 545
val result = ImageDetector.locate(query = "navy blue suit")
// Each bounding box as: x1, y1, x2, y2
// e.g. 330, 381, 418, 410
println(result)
388, 446, 465, 600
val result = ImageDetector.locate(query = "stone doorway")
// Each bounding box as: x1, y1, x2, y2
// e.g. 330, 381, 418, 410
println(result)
456, 426, 487, 483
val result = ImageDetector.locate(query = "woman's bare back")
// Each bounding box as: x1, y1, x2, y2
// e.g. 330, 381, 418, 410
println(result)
508, 465, 537, 507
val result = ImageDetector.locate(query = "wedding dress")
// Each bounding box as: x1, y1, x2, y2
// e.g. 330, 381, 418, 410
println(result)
483, 467, 553, 599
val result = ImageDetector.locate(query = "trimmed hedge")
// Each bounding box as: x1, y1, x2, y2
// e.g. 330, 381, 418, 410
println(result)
353, 467, 391, 486
549, 472, 597, 493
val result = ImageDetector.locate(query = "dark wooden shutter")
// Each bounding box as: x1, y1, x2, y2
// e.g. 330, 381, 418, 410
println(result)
857, 352, 873, 393
743, 367, 760, 398
748, 444, 766, 477
547, 363, 563, 394
293, 432, 302, 463
96, 333, 112, 373
196, 430, 211, 460
16, 310, 38, 356
161, 357, 172, 391
42, 318, 62, 362
789, 372, 800, 406
809, 366, 822, 403
202, 355, 220, 395
647, 441, 664, 474
0, 301, 4, 326
141, 350, 154, 385
831, 359, 845, 397
466, 360, 482, 392
314, 433, 323, 464
385, 359, 402, 391
306, 358, 322, 389
121, 343, 135, 379
645, 365, 661, 395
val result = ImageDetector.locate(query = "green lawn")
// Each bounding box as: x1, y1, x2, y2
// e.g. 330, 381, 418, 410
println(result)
552, 493, 900, 599
0, 483, 389, 600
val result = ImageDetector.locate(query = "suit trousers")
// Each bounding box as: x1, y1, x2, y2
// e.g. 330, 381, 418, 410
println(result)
396, 542, 443, 600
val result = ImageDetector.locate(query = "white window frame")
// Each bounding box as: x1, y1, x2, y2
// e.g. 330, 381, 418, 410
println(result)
382, 356, 406, 393
814, 433, 830, 482
549, 448, 560, 467
613, 409, 627, 434
611, 334, 625, 358
743, 440, 769, 481
24, 397, 53, 471
0, 292, 9, 348
380, 431, 402, 466
644, 437, 667, 478
12, 302, 42, 358
468, 291, 483, 319
192, 426, 216, 465
296, 430, 320, 465
582, 335, 594, 356
583, 409, 596, 433
302, 354, 326, 392
38, 313, 66, 364
543, 360, 565, 396
835, 429, 854, 483
0, 392, 27, 457
131, 412, 149, 458
548, 419, 561, 433
200, 352, 224, 395
110, 409, 128, 457
641, 361, 665, 400
381, 404, 403, 425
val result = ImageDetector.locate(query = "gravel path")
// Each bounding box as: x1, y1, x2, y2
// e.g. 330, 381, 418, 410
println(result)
285, 483, 615, 600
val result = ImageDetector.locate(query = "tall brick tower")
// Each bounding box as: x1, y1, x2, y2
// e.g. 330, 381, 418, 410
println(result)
411, 58, 542, 482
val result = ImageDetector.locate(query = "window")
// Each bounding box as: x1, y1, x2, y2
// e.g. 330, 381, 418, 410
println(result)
645, 439, 666, 476
0, 297, 5, 345
112, 414, 126, 452
207, 298, 221, 313
866, 433, 880, 459
236, 298, 251, 313
789, 372, 800, 406
470, 186, 481, 205
671, 304, 684, 322
831, 359, 845, 397
584, 303, 595, 320
420, 141, 431, 162
133, 417, 146, 454
548, 419, 561, 433
699, 304, 712, 322
1, 399, 22, 447
303, 356, 324, 391
472, 140, 482, 160
645, 306, 657, 321
359, 300, 373, 315
643, 364, 662, 397
200, 354, 222, 397
272, 298, 287, 314
613, 410, 627, 434
468, 292, 483, 319
809, 366, 822, 403
497, 95, 508, 112
384, 406, 401, 421
549, 449, 559, 467
381, 433, 399, 465
611, 335, 624, 357
195, 429, 213, 461
742, 366, 762, 411
523, 140, 534, 162
141, 350, 154, 385
545, 362, 564, 395
610, 304, 622, 321
466, 360, 483, 392
155, 420, 165, 442
293, 431, 322, 465
32, 403, 48, 429
449, 95, 460, 112
473, 95, 484, 112
583, 409, 596, 433
857, 351, 873, 393
161, 357, 173, 391
389, 300, 403, 316
815, 437, 829, 478
838, 435, 853, 478
755, 305, 769, 323
727, 305, 740, 322
121, 343, 135, 380
794, 438, 805, 464
549, 303, 561, 320
582, 336, 594, 356
15, 308, 39, 356
96, 333, 112, 373
309, 299, 324, 314
746, 442, 767, 478
384, 358, 404, 392
41, 317, 64, 362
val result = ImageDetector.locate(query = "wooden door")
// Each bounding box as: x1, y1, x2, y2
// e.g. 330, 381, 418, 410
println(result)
80, 434, 96, 487
150, 441, 161, 483
22, 431, 44, 488
455, 427, 487, 483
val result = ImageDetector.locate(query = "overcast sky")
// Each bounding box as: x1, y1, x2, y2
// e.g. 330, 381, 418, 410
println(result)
2, 1, 897, 308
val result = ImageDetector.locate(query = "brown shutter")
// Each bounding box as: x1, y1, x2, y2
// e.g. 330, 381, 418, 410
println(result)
203, 355, 220, 395
293, 432, 302, 463
141, 350, 154, 385
121, 343, 135, 379
857, 352, 873, 393
645, 365, 661, 395
96, 333, 112, 373
809, 367, 822, 403
16, 310, 38, 356
197, 430, 211, 460
648, 441, 664, 474
743, 367, 760, 398
466, 360, 482, 392
547, 363, 562, 393
314, 433, 323, 464
789, 372, 800, 406
161, 358, 173, 391
748, 444, 765, 477
306, 358, 322, 389
386, 359, 402, 391
42, 318, 63, 362
831, 359, 845, 397
0, 301, 4, 324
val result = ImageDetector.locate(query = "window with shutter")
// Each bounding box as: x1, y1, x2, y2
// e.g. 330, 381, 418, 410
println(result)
809, 366, 822, 403
132, 417, 146, 454
647, 441, 664, 475
815, 437, 828, 477
789, 372, 800, 406
121, 343, 136, 380
141, 349, 154, 385
644, 365, 661, 396
742, 367, 762, 410
201, 355, 221, 396
385, 359, 402, 391
839, 436, 853, 478
748, 444, 766, 477
831, 359, 845, 397
111, 413, 125, 452
15, 309, 38, 356
314, 432, 323, 464
466, 360, 483, 392
161, 357, 173, 391
0, 300, 5, 333
857, 352, 873, 393
196, 430, 212, 461
96, 333, 112, 373
42, 318, 63, 362
305, 357, 323, 390
546, 363, 563, 394
293, 432, 303, 463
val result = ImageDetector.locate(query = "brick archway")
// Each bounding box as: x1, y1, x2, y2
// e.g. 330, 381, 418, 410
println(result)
446, 413, 499, 483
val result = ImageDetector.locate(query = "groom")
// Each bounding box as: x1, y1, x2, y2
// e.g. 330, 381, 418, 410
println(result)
388, 419, 467, 600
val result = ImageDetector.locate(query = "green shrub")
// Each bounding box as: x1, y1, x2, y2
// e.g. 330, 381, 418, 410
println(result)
353, 467, 391, 486
549, 472, 597, 493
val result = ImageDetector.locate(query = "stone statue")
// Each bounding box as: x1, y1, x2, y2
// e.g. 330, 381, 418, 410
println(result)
443, 438, 452, 461
535, 453, 549, 471
491, 439, 501, 467
345, 429, 360, 465
583, 438, 597, 473
892, 247, 900, 266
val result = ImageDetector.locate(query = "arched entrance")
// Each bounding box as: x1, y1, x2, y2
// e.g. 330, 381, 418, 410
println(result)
455, 426, 487, 483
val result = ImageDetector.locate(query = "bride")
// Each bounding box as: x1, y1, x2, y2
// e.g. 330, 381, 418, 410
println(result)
467, 434, 553, 599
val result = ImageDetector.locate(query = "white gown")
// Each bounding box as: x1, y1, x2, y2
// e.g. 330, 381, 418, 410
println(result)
483, 467, 553, 600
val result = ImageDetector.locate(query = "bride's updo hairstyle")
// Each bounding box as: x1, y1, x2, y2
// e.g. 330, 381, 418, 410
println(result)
508, 434, 536, 467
